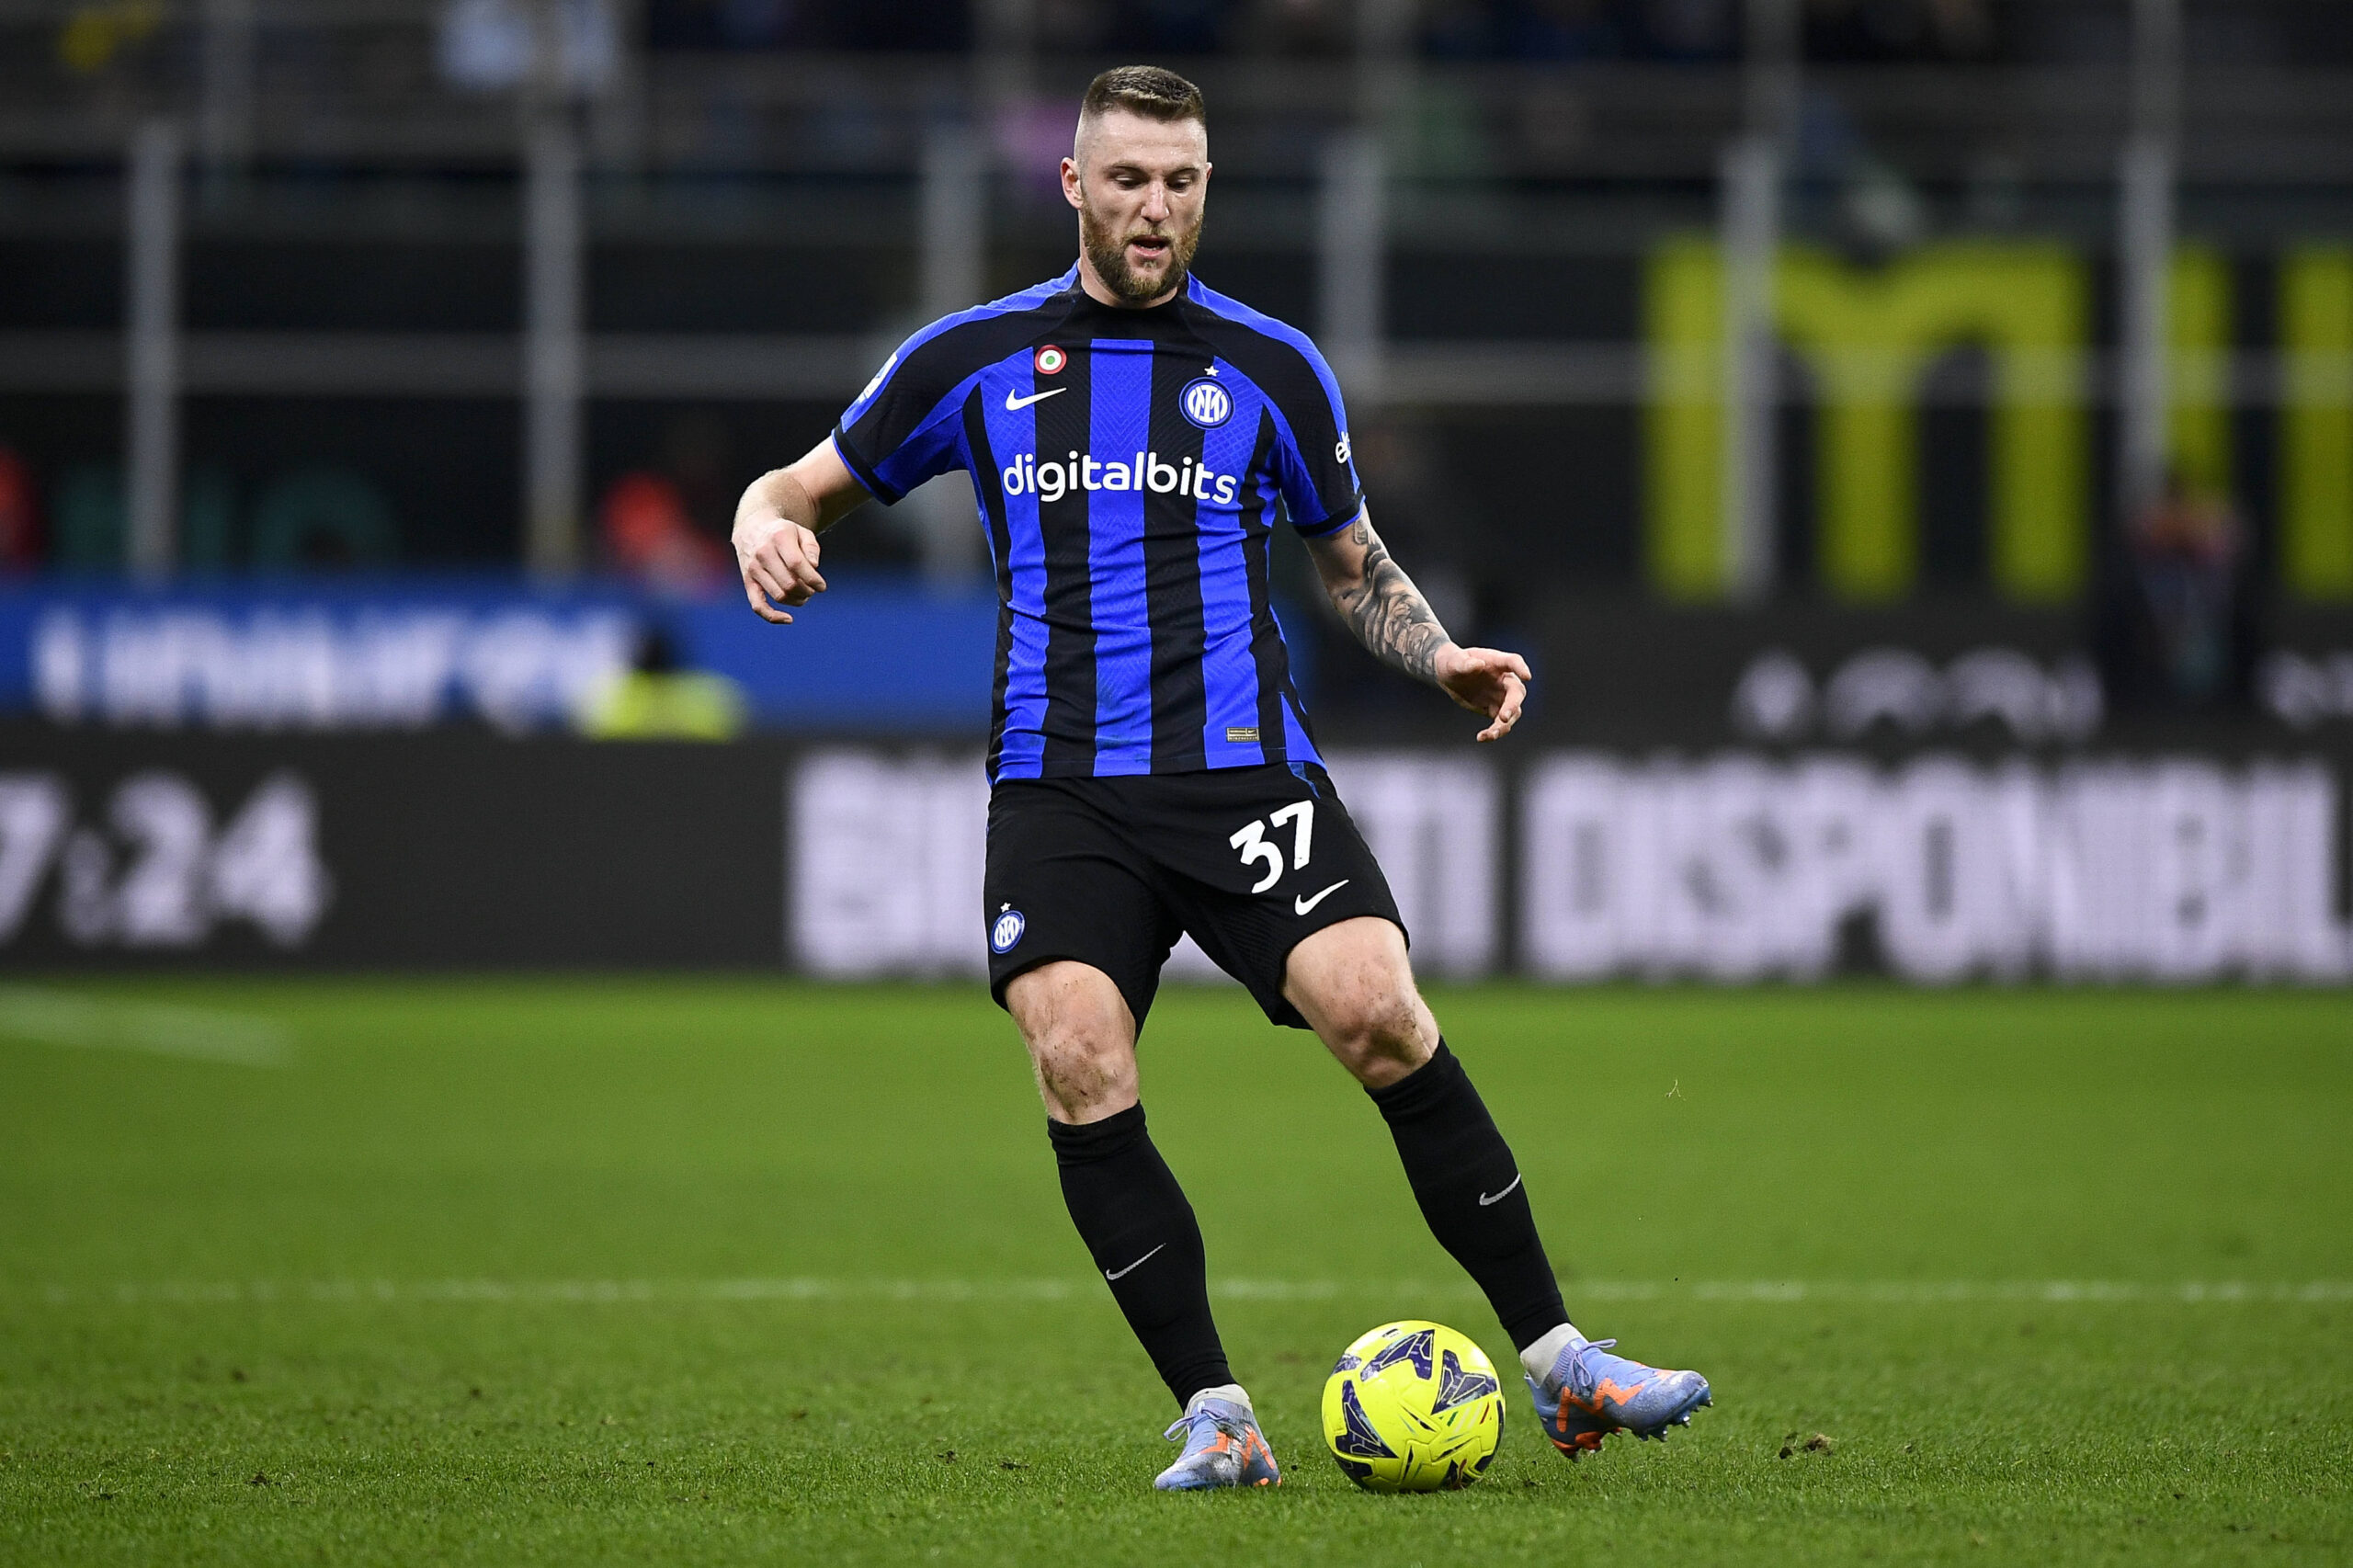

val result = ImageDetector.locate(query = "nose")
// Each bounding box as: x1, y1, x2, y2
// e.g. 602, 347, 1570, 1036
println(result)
1140, 181, 1171, 223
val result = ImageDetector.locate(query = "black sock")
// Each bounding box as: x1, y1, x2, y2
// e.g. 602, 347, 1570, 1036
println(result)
1048, 1104, 1233, 1408
1367, 1040, 1568, 1352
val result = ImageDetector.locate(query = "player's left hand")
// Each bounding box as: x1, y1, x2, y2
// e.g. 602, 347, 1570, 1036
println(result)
1432, 644, 1531, 744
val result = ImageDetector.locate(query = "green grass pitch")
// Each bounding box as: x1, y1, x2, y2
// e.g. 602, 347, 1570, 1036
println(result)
0, 979, 2347, 1565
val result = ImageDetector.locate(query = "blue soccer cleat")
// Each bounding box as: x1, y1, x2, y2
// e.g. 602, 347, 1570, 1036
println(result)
1153, 1392, 1281, 1491
1526, 1376, 1613, 1460
1525, 1338, 1711, 1458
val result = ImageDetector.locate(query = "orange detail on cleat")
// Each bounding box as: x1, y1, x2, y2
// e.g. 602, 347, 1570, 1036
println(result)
1592, 1376, 1655, 1414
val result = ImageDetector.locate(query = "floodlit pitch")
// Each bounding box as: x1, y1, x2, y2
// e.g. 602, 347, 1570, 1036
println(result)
0, 980, 2346, 1563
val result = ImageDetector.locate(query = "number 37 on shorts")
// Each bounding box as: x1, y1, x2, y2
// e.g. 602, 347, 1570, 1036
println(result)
1228, 801, 1314, 893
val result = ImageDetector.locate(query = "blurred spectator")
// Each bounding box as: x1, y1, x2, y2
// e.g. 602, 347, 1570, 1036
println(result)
0, 449, 38, 571
51, 466, 121, 569
249, 469, 400, 571
440, 0, 617, 92
577, 625, 748, 741
2099, 473, 2253, 715
598, 472, 728, 594
440, 0, 531, 85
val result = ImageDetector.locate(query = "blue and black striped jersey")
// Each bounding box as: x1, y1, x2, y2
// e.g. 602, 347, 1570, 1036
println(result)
832, 266, 1363, 783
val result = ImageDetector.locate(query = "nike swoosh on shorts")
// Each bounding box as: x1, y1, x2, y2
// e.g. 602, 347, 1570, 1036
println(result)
1293, 880, 1350, 915
1005, 387, 1065, 411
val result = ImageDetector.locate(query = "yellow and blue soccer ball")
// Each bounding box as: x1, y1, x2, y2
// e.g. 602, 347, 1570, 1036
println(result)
1320, 1320, 1505, 1492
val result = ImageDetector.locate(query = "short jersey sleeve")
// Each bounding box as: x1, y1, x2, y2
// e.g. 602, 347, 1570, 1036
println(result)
1265, 339, 1363, 537
831, 327, 974, 505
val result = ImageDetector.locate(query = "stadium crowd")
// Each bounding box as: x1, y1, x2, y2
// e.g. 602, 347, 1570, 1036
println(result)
637, 0, 2347, 66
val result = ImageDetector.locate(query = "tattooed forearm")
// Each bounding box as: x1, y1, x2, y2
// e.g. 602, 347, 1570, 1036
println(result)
1326, 517, 1452, 684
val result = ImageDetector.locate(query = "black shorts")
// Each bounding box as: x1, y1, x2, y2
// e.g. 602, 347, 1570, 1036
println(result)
983, 762, 1404, 1034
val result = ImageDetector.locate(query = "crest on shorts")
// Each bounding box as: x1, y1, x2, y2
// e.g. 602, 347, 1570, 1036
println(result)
991, 909, 1027, 953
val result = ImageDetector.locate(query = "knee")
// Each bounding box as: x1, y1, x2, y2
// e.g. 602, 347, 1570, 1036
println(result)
1315, 975, 1431, 1088
1029, 1009, 1128, 1083
1029, 1029, 1136, 1122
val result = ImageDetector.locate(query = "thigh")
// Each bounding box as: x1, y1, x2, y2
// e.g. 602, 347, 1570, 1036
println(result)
985, 780, 1185, 1038
1281, 915, 1438, 1087
1283, 913, 1423, 1025
1141, 764, 1406, 1030
1004, 959, 1142, 1123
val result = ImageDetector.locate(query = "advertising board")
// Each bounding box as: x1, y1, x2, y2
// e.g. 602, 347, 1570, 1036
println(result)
0, 733, 783, 967
5, 734, 2341, 984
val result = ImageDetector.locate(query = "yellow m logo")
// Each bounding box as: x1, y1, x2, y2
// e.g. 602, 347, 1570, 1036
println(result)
1647, 237, 2352, 604
1648, 239, 2090, 602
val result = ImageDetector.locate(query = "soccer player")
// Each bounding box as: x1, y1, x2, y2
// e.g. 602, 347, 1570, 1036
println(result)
733, 65, 1711, 1491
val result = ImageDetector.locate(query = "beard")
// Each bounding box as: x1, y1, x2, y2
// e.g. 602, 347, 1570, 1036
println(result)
1079, 195, 1202, 305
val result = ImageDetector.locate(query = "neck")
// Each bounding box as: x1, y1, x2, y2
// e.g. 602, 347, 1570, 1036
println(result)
1076, 254, 1182, 310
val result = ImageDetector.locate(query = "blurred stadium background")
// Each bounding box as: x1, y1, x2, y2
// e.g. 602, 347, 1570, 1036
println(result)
1, 0, 2350, 985
4, 10, 2350, 1560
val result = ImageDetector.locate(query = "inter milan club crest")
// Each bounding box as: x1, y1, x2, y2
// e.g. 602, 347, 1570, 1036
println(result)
1034, 345, 1067, 375
1179, 376, 1233, 429
991, 907, 1027, 953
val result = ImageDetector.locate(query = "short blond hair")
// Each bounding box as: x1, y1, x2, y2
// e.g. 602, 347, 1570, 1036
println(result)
1080, 65, 1206, 131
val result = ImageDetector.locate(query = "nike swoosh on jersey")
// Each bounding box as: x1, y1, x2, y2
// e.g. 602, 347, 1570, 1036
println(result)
1105, 1244, 1165, 1281
1293, 880, 1350, 915
1477, 1175, 1523, 1206
1005, 387, 1066, 411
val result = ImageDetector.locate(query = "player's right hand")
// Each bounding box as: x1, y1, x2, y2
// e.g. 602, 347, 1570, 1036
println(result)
735, 516, 826, 624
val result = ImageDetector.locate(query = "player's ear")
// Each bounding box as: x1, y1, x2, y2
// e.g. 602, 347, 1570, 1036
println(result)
1061, 154, 1083, 210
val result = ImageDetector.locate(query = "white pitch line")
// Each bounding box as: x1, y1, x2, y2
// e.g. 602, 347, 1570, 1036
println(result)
0, 985, 293, 1067
17, 1278, 2352, 1308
